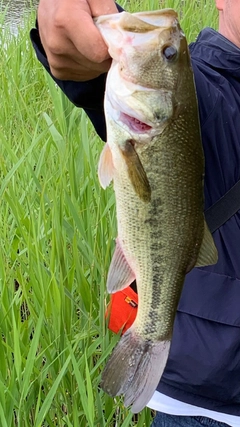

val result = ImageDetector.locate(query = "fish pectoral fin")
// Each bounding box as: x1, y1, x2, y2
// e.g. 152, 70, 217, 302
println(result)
195, 220, 218, 267
121, 140, 151, 203
98, 143, 114, 189
101, 326, 171, 413
107, 238, 136, 293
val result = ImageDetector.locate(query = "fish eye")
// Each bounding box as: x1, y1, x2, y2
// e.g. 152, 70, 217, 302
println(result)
162, 45, 178, 62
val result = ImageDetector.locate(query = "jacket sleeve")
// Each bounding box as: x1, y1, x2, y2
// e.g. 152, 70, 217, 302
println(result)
30, 4, 124, 141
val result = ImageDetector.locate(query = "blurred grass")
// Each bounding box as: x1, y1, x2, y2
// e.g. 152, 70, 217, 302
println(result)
0, 1, 217, 426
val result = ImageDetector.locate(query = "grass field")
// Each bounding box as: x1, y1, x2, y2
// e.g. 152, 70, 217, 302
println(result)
0, 1, 218, 426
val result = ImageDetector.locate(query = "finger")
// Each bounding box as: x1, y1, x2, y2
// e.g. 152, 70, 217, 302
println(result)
67, 11, 111, 63
49, 54, 112, 81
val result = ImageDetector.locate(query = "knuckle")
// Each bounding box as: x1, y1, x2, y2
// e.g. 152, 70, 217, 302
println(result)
46, 16, 68, 55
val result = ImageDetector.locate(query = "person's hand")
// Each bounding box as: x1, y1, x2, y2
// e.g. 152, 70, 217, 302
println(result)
37, 0, 118, 81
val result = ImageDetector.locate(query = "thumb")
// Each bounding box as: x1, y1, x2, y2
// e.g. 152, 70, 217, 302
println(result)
87, 0, 118, 17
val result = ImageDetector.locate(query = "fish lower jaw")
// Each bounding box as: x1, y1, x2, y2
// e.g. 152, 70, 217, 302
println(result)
120, 112, 152, 134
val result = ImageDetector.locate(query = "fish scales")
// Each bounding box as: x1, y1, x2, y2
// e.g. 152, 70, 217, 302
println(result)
113, 120, 203, 340
95, 9, 218, 413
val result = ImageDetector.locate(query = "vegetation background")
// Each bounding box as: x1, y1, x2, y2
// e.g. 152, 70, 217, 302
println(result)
0, 1, 217, 426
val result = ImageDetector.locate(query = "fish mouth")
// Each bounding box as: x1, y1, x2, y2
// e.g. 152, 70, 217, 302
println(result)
120, 112, 152, 133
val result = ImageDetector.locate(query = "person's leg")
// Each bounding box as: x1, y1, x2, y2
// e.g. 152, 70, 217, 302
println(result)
151, 412, 230, 427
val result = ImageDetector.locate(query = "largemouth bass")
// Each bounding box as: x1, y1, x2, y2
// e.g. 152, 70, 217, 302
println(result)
95, 9, 218, 413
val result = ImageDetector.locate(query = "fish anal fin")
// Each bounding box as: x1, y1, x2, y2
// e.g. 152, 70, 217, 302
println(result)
121, 139, 151, 203
107, 239, 135, 293
195, 220, 218, 267
98, 143, 114, 189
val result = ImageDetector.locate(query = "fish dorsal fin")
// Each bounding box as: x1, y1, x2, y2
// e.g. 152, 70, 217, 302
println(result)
107, 239, 135, 293
98, 143, 114, 189
195, 220, 218, 267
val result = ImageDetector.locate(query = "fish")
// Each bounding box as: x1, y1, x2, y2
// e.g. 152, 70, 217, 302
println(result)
95, 9, 218, 413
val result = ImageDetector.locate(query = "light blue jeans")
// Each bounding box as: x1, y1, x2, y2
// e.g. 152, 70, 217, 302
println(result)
151, 412, 230, 427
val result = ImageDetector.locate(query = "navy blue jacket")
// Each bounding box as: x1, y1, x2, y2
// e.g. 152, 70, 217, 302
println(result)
30, 24, 240, 415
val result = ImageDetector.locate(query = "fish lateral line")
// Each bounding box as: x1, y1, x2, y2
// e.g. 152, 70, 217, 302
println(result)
95, 6, 218, 414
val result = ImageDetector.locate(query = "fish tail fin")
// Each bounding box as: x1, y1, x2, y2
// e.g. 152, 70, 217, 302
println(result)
101, 326, 170, 413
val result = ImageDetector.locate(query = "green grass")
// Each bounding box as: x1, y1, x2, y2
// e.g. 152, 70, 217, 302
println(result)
0, 1, 217, 426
